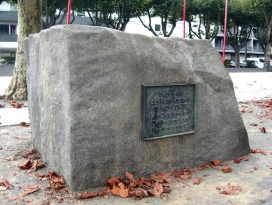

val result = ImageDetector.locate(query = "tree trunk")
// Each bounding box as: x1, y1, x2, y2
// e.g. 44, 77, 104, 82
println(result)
5, 0, 42, 101
234, 48, 241, 68
264, 16, 272, 72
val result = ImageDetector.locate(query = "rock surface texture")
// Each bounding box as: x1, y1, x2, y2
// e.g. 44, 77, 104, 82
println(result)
24, 25, 250, 191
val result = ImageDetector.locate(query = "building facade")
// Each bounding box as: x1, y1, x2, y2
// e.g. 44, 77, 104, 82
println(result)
0, 1, 266, 63
0, 1, 17, 57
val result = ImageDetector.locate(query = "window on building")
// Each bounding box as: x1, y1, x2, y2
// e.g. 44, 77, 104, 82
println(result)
1, 51, 10, 56
10, 25, 16, 34
0, 25, 9, 34
155, 24, 161, 32
215, 37, 222, 47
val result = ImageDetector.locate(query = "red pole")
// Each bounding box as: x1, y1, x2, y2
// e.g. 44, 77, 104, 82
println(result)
67, 0, 72, 24
183, 0, 186, 38
222, 0, 228, 63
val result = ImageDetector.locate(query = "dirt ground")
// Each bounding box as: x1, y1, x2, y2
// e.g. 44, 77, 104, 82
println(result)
0, 100, 271, 205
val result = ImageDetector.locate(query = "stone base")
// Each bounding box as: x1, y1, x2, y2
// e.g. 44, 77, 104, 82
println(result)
24, 25, 250, 191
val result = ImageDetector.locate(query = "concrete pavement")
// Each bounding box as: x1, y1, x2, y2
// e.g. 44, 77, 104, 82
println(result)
0, 76, 29, 126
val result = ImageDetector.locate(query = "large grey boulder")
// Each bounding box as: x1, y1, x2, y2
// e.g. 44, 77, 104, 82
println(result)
25, 25, 250, 191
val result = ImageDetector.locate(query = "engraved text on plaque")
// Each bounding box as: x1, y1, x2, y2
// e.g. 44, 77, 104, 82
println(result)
142, 84, 196, 140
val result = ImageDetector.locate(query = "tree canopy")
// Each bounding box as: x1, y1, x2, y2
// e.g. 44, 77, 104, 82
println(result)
186, 0, 225, 41
248, 0, 272, 71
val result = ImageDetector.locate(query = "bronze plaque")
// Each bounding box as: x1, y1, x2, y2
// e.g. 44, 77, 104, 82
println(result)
142, 84, 196, 140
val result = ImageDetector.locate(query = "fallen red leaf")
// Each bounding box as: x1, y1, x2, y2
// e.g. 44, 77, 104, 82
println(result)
18, 159, 33, 169
251, 149, 267, 155
192, 177, 202, 185
199, 163, 211, 170
150, 174, 164, 183
27, 198, 34, 203
160, 193, 168, 201
218, 183, 242, 195
219, 162, 228, 166
125, 172, 135, 182
111, 182, 129, 198
54, 196, 63, 203
125, 172, 137, 188
159, 172, 172, 183
51, 184, 66, 191
8, 100, 25, 108
107, 176, 122, 188
48, 175, 65, 190
20, 122, 30, 127
250, 123, 257, 126
129, 188, 147, 200
259, 127, 266, 133
210, 159, 221, 166
28, 160, 45, 172
49, 175, 65, 185
152, 181, 163, 197
233, 158, 241, 163
162, 185, 171, 193
0, 179, 14, 190
240, 156, 249, 161
24, 149, 40, 160
222, 167, 232, 173
0, 104, 5, 108
182, 169, 192, 175
179, 174, 191, 180
22, 186, 40, 196
78, 192, 97, 199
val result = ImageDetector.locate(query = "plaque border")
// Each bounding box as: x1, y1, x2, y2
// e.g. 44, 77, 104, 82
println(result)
141, 84, 196, 141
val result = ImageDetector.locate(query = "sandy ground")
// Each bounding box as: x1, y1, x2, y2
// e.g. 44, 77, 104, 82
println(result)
0, 73, 272, 204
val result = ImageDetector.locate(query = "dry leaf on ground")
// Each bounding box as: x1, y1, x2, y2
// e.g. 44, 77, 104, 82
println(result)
259, 127, 266, 133
22, 186, 40, 196
192, 177, 202, 185
78, 192, 97, 199
111, 182, 129, 198
0, 179, 14, 190
107, 176, 122, 188
218, 183, 242, 195
24, 149, 40, 160
251, 149, 267, 155
222, 167, 232, 173
20, 122, 30, 127
210, 159, 221, 166
152, 182, 164, 197
160, 194, 168, 201
233, 158, 241, 163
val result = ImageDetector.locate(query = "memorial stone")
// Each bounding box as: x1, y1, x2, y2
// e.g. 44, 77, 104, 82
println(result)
24, 25, 250, 191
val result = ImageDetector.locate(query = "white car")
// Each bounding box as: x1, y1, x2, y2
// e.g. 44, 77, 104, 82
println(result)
245, 58, 272, 68
245, 58, 263, 68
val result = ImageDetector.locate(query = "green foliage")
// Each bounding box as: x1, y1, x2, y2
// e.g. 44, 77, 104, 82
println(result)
224, 59, 232, 68
245, 60, 257, 68
186, 0, 225, 41
137, 0, 182, 37
0, 55, 15, 65
73, 0, 146, 31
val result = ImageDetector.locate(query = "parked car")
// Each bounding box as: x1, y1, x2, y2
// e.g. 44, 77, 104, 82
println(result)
245, 58, 264, 68
0, 59, 5, 65
240, 61, 246, 68
230, 61, 235, 68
